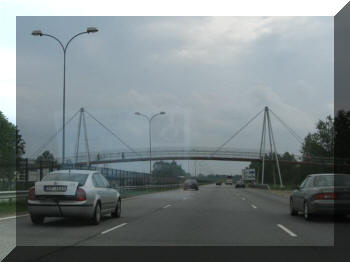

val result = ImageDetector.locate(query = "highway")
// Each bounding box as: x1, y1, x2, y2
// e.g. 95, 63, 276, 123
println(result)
1, 184, 341, 253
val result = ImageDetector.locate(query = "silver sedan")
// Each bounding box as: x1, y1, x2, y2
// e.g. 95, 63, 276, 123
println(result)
290, 173, 350, 220
28, 170, 121, 225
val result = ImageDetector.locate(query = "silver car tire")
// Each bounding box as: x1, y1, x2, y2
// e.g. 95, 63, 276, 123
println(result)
91, 203, 101, 225
290, 199, 298, 216
30, 214, 45, 225
112, 198, 121, 218
304, 201, 312, 221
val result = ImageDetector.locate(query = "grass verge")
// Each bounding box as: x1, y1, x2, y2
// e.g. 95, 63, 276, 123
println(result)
0, 200, 27, 217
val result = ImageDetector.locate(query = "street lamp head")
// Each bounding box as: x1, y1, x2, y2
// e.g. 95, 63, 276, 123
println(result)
87, 27, 98, 33
32, 30, 43, 36
160, 111, 166, 115
135, 112, 141, 115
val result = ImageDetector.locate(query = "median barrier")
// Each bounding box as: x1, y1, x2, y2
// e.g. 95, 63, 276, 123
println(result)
247, 184, 270, 190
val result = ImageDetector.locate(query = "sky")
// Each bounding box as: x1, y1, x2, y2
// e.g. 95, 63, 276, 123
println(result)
1, 0, 347, 175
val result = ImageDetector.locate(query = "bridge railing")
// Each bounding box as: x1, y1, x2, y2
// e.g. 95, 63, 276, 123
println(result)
66, 147, 345, 166
69, 147, 263, 163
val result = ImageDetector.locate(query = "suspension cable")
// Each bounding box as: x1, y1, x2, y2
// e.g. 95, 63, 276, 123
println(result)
84, 110, 141, 156
211, 108, 265, 156
30, 109, 81, 159
269, 110, 304, 145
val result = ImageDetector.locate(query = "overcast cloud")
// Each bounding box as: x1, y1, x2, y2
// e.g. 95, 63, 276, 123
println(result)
16, 16, 333, 174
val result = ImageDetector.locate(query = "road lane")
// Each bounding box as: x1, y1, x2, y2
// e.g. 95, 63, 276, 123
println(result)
6, 184, 340, 251
81, 185, 301, 245
15, 187, 196, 246
236, 187, 336, 245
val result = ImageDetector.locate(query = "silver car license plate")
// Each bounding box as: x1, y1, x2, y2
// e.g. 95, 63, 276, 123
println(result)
44, 185, 67, 192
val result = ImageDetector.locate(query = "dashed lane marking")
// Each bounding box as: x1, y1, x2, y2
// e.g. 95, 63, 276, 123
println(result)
101, 223, 128, 235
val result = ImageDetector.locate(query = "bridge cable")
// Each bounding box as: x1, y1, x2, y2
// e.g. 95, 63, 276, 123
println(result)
30, 109, 81, 159
269, 110, 304, 145
84, 110, 141, 157
211, 108, 265, 156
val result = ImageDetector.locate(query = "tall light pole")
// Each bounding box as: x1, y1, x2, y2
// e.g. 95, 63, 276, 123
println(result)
135, 112, 166, 175
32, 27, 98, 165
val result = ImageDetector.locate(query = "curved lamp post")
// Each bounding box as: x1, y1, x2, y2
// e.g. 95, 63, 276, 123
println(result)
32, 27, 98, 164
135, 111, 166, 175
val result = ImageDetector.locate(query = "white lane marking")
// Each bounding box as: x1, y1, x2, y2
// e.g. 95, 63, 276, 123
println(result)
251, 204, 257, 209
163, 204, 171, 209
123, 197, 139, 201
101, 223, 128, 235
277, 224, 298, 237
0, 214, 29, 222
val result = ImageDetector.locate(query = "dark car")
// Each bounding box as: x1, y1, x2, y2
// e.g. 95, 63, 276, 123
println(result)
184, 179, 199, 190
235, 181, 245, 188
289, 173, 350, 220
216, 181, 222, 186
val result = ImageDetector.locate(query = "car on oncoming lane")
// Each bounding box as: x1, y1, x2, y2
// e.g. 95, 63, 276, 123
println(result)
289, 173, 350, 220
28, 170, 121, 225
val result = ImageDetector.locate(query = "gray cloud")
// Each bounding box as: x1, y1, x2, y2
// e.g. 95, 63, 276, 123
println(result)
16, 16, 333, 174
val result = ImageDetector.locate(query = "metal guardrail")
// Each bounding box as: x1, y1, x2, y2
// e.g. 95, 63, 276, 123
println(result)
0, 184, 182, 201
0, 191, 28, 202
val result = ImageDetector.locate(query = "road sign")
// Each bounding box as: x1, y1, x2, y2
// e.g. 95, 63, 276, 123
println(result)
242, 168, 256, 181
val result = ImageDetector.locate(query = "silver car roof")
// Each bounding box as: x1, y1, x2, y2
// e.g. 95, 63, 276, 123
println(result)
49, 169, 98, 175
308, 173, 350, 177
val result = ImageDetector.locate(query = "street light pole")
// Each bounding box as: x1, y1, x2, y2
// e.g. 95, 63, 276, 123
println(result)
135, 112, 166, 175
32, 27, 98, 165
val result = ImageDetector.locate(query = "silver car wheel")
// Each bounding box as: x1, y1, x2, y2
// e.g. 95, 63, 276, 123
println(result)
112, 198, 121, 218
117, 199, 121, 216
290, 199, 297, 216
96, 204, 101, 223
90, 203, 101, 225
304, 202, 309, 220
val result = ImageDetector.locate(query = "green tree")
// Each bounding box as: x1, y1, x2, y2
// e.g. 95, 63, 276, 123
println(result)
0, 111, 25, 182
301, 115, 334, 159
35, 150, 56, 164
249, 152, 300, 186
152, 160, 186, 184
334, 110, 350, 172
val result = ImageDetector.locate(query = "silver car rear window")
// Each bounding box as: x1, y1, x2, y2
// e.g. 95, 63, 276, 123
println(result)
314, 175, 350, 187
42, 173, 89, 186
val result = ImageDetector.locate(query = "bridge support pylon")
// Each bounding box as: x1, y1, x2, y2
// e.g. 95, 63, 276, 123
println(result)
74, 107, 91, 167
259, 106, 283, 187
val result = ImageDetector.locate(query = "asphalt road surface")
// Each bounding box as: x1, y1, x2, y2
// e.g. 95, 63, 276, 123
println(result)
2, 184, 342, 250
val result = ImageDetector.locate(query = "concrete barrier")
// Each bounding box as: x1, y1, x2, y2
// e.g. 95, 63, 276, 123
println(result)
248, 184, 270, 190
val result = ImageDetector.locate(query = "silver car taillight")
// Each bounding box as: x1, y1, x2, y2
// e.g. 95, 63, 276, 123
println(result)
76, 188, 87, 201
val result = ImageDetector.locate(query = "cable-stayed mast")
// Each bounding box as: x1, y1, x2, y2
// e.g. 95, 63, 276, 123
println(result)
260, 106, 283, 187
74, 108, 91, 166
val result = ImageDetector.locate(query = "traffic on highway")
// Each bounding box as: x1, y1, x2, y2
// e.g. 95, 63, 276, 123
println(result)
4, 13, 350, 261
3, 172, 345, 248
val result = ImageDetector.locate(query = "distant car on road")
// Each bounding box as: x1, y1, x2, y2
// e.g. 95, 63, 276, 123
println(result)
216, 181, 222, 186
225, 176, 233, 185
184, 179, 199, 190
28, 170, 121, 225
235, 181, 245, 188
290, 173, 350, 220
